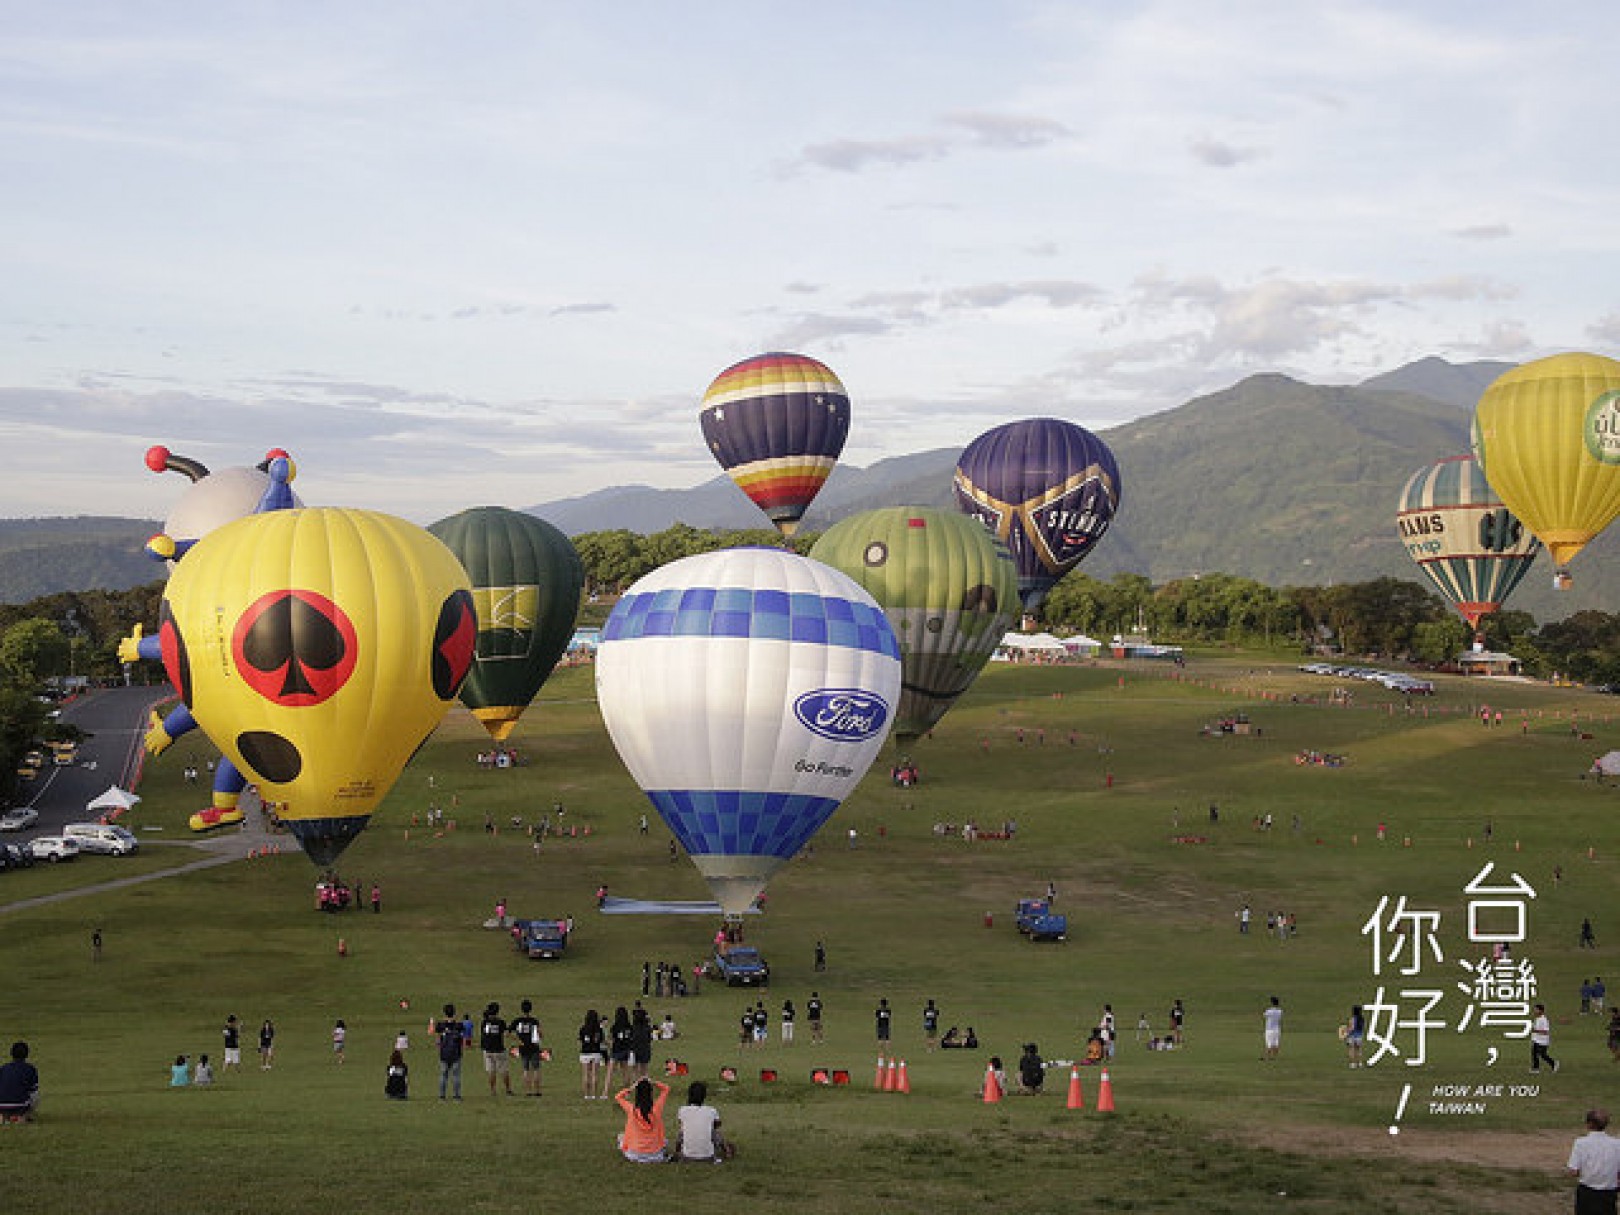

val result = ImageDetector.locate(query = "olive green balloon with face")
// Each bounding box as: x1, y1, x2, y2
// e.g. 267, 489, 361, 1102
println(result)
811, 507, 1019, 745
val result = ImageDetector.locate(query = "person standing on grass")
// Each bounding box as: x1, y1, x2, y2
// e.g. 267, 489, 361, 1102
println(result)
435, 1004, 463, 1099
1532, 1003, 1560, 1073
481, 1002, 514, 1097
923, 999, 941, 1050
1346, 1005, 1366, 1068
875, 997, 892, 1050
578, 1009, 606, 1100
603, 1007, 633, 1096
808, 992, 825, 1044
512, 999, 543, 1097
258, 1019, 276, 1070
1567, 1108, 1620, 1215
1261, 996, 1283, 1060
332, 1019, 347, 1065
781, 999, 796, 1045
222, 1015, 242, 1073
1170, 998, 1185, 1046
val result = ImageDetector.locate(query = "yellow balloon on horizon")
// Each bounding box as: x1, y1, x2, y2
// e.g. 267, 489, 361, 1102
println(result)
1471, 351, 1620, 586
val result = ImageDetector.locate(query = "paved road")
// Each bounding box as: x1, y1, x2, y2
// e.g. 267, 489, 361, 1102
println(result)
1, 684, 284, 915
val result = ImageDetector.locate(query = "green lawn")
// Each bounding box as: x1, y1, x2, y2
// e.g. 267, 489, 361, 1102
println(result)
2, 655, 1606, 1213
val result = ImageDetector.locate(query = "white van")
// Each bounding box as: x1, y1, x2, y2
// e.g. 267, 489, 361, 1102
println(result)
62, 823, 139, 856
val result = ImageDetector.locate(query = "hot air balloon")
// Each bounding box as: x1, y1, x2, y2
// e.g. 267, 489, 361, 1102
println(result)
594, 548, 900, 914
953, 418, 1121, 614
809, 507, 1019, 745
699, 352, 851, 536
156, 507, 476, 865
1396, 455, 1540, 635
428, 507, 584, 741
1472, 352, 1620, 589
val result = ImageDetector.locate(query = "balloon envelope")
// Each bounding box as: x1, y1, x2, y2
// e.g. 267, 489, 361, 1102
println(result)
953, 418, 1121, 613
595, 548, 900, 914
158, 508, 476, 865
809, 507, 1019, 744
1472, 352, 1620, 581
1396, 455, 1540, 630
428, 507, 584, 741
699, 352, 850, 536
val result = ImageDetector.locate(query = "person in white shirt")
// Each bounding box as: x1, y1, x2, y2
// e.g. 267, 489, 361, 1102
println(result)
1262, 996, 1284, 1060
1532, 1003, 1559, 1073
675, 1080, 726, 1163
1567, 1108, 1620, 1215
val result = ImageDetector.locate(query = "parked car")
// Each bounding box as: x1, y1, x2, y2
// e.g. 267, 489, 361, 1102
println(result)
512, 918, 570, 959
1015, 897, 1068, 942
0, 806, 40, 832
0, 842, 35, 871
27, 835, 81, 863
63, 823, 139, 856
711, 945, 770, 986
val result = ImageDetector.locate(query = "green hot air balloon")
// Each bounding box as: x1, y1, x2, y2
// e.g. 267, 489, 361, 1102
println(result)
428, 507, 584, 741
810, 507, 1019, 745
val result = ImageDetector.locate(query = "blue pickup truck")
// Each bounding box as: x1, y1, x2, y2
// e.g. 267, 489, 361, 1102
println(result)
711, 945, 770, 986
513, 919, 569, 959
1015, 898, 1068, 942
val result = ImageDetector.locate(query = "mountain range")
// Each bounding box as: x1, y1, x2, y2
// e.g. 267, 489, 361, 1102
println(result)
7, 357, 1619, 623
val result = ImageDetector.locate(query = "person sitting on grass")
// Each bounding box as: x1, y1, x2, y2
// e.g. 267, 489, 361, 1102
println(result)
940, 1026, 962, 1049
1082, 1030, 1106, 1065
614, 1078, 670, 1163
674, 1080, 729, 1163
0, 1041, 40, 1121
1018, 1043, 1045, 1094
170, 1055, 192, 1087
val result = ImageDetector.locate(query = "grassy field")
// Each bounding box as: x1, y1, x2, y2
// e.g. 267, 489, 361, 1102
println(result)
3, 652, 1613, 1213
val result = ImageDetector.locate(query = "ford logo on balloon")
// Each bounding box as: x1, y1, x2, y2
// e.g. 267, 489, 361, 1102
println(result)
794, 689, 890, 742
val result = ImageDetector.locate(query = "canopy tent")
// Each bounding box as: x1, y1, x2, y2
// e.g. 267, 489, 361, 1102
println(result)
1593, 752, 1620, 777
87, 786, 141, 816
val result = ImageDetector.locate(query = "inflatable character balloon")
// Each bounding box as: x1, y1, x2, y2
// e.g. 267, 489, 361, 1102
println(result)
118, 446, 302, 831
155, 508, 476, 866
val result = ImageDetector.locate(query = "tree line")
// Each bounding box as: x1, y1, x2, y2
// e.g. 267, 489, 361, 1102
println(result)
5, 524, 1620, 801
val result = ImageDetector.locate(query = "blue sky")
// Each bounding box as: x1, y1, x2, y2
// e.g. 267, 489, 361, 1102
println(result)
3, 1, 1618, 523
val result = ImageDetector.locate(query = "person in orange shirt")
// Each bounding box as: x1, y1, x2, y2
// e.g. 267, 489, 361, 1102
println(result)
615, 1078, 670, 1162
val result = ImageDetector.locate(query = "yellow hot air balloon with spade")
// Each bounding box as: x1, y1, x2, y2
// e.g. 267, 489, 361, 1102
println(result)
156, 508, 476, 865
1472, 352, 1620, 588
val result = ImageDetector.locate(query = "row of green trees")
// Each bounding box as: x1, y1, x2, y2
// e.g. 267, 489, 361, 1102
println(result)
4, 524, 1620, 741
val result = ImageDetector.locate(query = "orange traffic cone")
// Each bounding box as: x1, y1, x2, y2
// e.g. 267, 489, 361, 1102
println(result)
882, 1057, 897, 1091
1066, 1066, 1084, 1110
897, 1059, 910, 1094
982, 1064, 1002, 1104
874, 1055, 886, 1090
1096, 1068, 1115, 1112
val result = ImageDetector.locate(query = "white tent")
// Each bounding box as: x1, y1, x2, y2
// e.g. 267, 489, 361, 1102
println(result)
87, 786, 141, 815
1594, 752, 1620, 777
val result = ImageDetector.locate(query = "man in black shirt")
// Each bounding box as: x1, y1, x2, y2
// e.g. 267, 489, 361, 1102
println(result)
0, 1041, 40, 1121
480, 1002, 514, 1096
511, 999, 543, 1097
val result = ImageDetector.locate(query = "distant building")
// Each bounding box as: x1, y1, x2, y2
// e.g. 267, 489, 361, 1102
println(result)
1456, 649, 1521, 677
